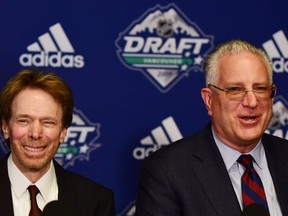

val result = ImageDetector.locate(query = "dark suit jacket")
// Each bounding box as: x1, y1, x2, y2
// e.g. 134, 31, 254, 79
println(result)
0, 154, 115, 216
136, 123, 288, 216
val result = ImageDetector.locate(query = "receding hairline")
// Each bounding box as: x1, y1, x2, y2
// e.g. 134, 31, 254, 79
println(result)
203, 40, 273, 86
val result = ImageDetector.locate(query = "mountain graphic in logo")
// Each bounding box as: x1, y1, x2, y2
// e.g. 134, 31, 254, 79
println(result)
115, 3, 214, 93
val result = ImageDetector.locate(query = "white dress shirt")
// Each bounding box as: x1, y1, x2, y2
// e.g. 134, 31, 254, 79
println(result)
212, 128, 282, 216
7, 155, 59, 216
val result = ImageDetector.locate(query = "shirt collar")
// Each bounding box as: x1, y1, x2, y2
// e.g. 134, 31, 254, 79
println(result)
35, 161, 57, 201
8, 155, 31, 198
212, 126, 265, 170
8, 155, 56, 201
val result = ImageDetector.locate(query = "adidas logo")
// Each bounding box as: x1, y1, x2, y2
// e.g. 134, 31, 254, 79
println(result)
262, 30, 288, 73
133, 116, 182, 160
19, 23, 84, 68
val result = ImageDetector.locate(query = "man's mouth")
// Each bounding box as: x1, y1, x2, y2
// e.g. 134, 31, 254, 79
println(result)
24, 146, 45, 152
241, 116, 257, 121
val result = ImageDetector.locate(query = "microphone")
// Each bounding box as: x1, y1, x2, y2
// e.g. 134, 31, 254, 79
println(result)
241, 203, 269, 216
42, 200, 72, 216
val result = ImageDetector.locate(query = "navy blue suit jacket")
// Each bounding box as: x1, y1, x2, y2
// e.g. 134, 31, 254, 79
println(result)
0, 154, 115, 216
136, 124, 288, 216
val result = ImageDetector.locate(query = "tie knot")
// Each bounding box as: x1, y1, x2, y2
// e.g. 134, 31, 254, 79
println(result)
237, 154, 254, 169
28, 185, 40, 198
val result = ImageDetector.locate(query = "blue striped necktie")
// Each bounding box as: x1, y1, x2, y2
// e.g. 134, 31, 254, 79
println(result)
237, 154, 269, 212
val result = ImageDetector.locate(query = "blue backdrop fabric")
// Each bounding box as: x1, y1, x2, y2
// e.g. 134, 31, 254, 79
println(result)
1, 1, 288, 215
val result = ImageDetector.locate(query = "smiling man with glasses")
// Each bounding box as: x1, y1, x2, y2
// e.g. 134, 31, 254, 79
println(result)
136, 40, 288, 216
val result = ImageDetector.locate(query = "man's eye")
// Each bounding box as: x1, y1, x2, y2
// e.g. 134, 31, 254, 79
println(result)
17, 119, 29, 124
254, 86, 268, 92
43, 121, 55, 125
226, 86, 243, 94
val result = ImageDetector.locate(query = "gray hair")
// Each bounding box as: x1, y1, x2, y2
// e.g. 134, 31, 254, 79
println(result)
203, 40, 273, 86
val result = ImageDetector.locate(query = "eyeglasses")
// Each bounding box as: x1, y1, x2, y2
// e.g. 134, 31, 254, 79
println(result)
208, 83, 277, 100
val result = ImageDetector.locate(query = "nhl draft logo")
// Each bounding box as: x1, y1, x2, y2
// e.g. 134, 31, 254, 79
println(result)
115, 3, 214, 93
266, 96, 288, 139
55, 108, 101, 168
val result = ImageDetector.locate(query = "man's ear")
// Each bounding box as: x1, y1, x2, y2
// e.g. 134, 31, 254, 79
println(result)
1, 119, 9, 139
201, 88, 212, 116
59, 128, 67, 144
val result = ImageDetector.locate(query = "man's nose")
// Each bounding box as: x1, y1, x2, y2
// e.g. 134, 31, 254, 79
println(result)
29, 121, 42, 139
241, 90, 258, 107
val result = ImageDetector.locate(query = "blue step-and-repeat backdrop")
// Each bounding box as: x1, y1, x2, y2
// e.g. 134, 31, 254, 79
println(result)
1, 0, 288, 215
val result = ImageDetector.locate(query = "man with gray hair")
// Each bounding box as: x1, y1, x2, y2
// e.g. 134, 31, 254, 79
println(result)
136, 40, 288, 216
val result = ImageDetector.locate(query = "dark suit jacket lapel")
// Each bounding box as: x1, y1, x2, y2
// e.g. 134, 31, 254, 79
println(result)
190, 125, 242, 216
0, 154, 15, 216
263, 134, 288, 216
53, 160, 77, 204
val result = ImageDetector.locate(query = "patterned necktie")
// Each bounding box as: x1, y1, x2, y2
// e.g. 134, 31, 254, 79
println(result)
237, 154, 269, 212
28, 185, 42, 216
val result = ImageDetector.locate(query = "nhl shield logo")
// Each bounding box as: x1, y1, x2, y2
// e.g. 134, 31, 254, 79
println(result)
115, 3, 214, 93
